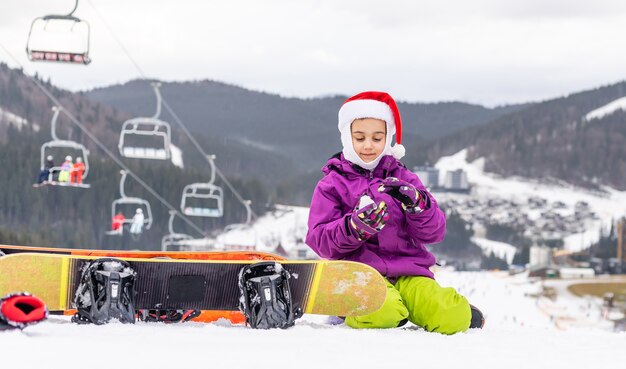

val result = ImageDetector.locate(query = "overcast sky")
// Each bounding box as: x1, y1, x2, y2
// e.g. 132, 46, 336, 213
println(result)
1, 0, 626, 107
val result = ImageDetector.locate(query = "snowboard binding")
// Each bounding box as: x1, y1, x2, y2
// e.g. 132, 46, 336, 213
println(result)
238, 261, 302, 329
0, 292, 48, 330
138, 308, 201, 323
72, 258, 137, 325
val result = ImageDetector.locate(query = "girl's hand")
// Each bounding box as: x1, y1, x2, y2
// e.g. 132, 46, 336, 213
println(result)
378, 177, 427, 213
349, 201, 389, 240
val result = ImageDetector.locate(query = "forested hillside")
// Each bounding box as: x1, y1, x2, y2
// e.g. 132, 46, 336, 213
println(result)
427, 81, 626, 190
0, 64, 273, 249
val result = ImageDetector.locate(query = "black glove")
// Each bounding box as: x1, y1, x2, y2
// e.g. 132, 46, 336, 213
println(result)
378, 177, 428, 213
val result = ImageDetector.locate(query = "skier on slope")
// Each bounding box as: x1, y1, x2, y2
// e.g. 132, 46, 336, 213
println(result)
305, 91, 484, 334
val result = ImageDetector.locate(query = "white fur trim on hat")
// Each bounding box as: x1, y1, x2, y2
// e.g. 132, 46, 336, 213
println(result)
338, 99, 395, 134
338, 93, 406, 169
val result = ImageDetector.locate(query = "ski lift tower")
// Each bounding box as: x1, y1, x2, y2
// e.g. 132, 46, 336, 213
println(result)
26, 0, 91, 64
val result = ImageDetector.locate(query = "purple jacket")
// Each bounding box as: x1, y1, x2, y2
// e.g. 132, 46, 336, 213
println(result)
305, 154, 446, 278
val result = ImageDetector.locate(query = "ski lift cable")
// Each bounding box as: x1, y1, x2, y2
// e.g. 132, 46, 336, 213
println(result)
85, 0, 258, 220
161, 99, 258, 218
84, 0, 147, 76
0, 42, 208, 238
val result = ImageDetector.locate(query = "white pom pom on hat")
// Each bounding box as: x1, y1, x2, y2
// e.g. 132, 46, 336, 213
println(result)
338, 91, 405, 160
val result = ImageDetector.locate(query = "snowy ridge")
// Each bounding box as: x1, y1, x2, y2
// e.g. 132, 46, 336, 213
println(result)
584, 96, 626, 121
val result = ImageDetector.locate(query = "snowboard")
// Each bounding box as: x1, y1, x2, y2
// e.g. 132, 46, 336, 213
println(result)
0, 244, 284, 324
0, 244, 284, 261
0, 253, 387, 317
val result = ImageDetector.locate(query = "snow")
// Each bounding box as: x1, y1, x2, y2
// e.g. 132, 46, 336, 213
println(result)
471, 237, 517, 264
3, 269, 626, 368
0, 106, 33, 131
584, 96, 626, 121
201, 205, 312, 256
169, 143, 184, 168
434, 149, 626, 253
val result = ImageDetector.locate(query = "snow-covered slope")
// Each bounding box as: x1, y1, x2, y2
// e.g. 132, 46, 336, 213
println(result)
0, 106, 34, 131
584, 96, 626, 121
180, 205, 313, 258
471, 237, 517, 263
2, 269, 624, 368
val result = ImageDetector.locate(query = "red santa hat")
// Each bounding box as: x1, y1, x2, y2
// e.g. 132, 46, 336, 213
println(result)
338, 91, 405, 168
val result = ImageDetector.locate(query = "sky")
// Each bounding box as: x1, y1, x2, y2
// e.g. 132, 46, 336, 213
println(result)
1, 0, 626, 107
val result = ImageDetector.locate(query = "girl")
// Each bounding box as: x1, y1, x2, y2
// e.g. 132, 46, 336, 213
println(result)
305, 91, 483, 334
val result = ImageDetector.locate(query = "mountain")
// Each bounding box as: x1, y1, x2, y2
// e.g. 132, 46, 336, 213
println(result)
85, 79, 528, 171
6, 60, 624, 253
427, 81, 626, 190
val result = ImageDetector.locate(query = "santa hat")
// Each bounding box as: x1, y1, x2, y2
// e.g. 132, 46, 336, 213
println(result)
338, 91, 405, 169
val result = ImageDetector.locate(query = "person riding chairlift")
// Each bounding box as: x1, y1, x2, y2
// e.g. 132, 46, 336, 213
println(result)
58, 155, 72, 183
111, 212, 125, 233
71, 157, 85, 184
129, 208, 144, 235
37, 155, 55, 184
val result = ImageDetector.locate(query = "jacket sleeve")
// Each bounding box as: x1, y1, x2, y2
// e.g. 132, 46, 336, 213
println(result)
400, 170, 447, 245
305, 176, 365, 259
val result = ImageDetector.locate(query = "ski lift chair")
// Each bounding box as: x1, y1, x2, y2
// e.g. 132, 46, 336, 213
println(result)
219, 201, 256, 250
223, 200, 253, 231
106, 171, 153, 236
25, 0, 91, 64
110, 198, 153, 229
118, 118, 171, 160
161, 211, 193, 251
118, 82, 172, 160
35, 107, 90, 188
180, 155, 224, 217
180, 183, 224, 217
161, 233, 194, 252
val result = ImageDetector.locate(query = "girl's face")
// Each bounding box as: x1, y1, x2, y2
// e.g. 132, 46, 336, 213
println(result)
351, 118, 386, 163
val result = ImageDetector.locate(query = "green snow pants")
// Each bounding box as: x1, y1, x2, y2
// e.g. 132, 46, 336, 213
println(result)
345, 276, 471, 335
58, 170, 70, 182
